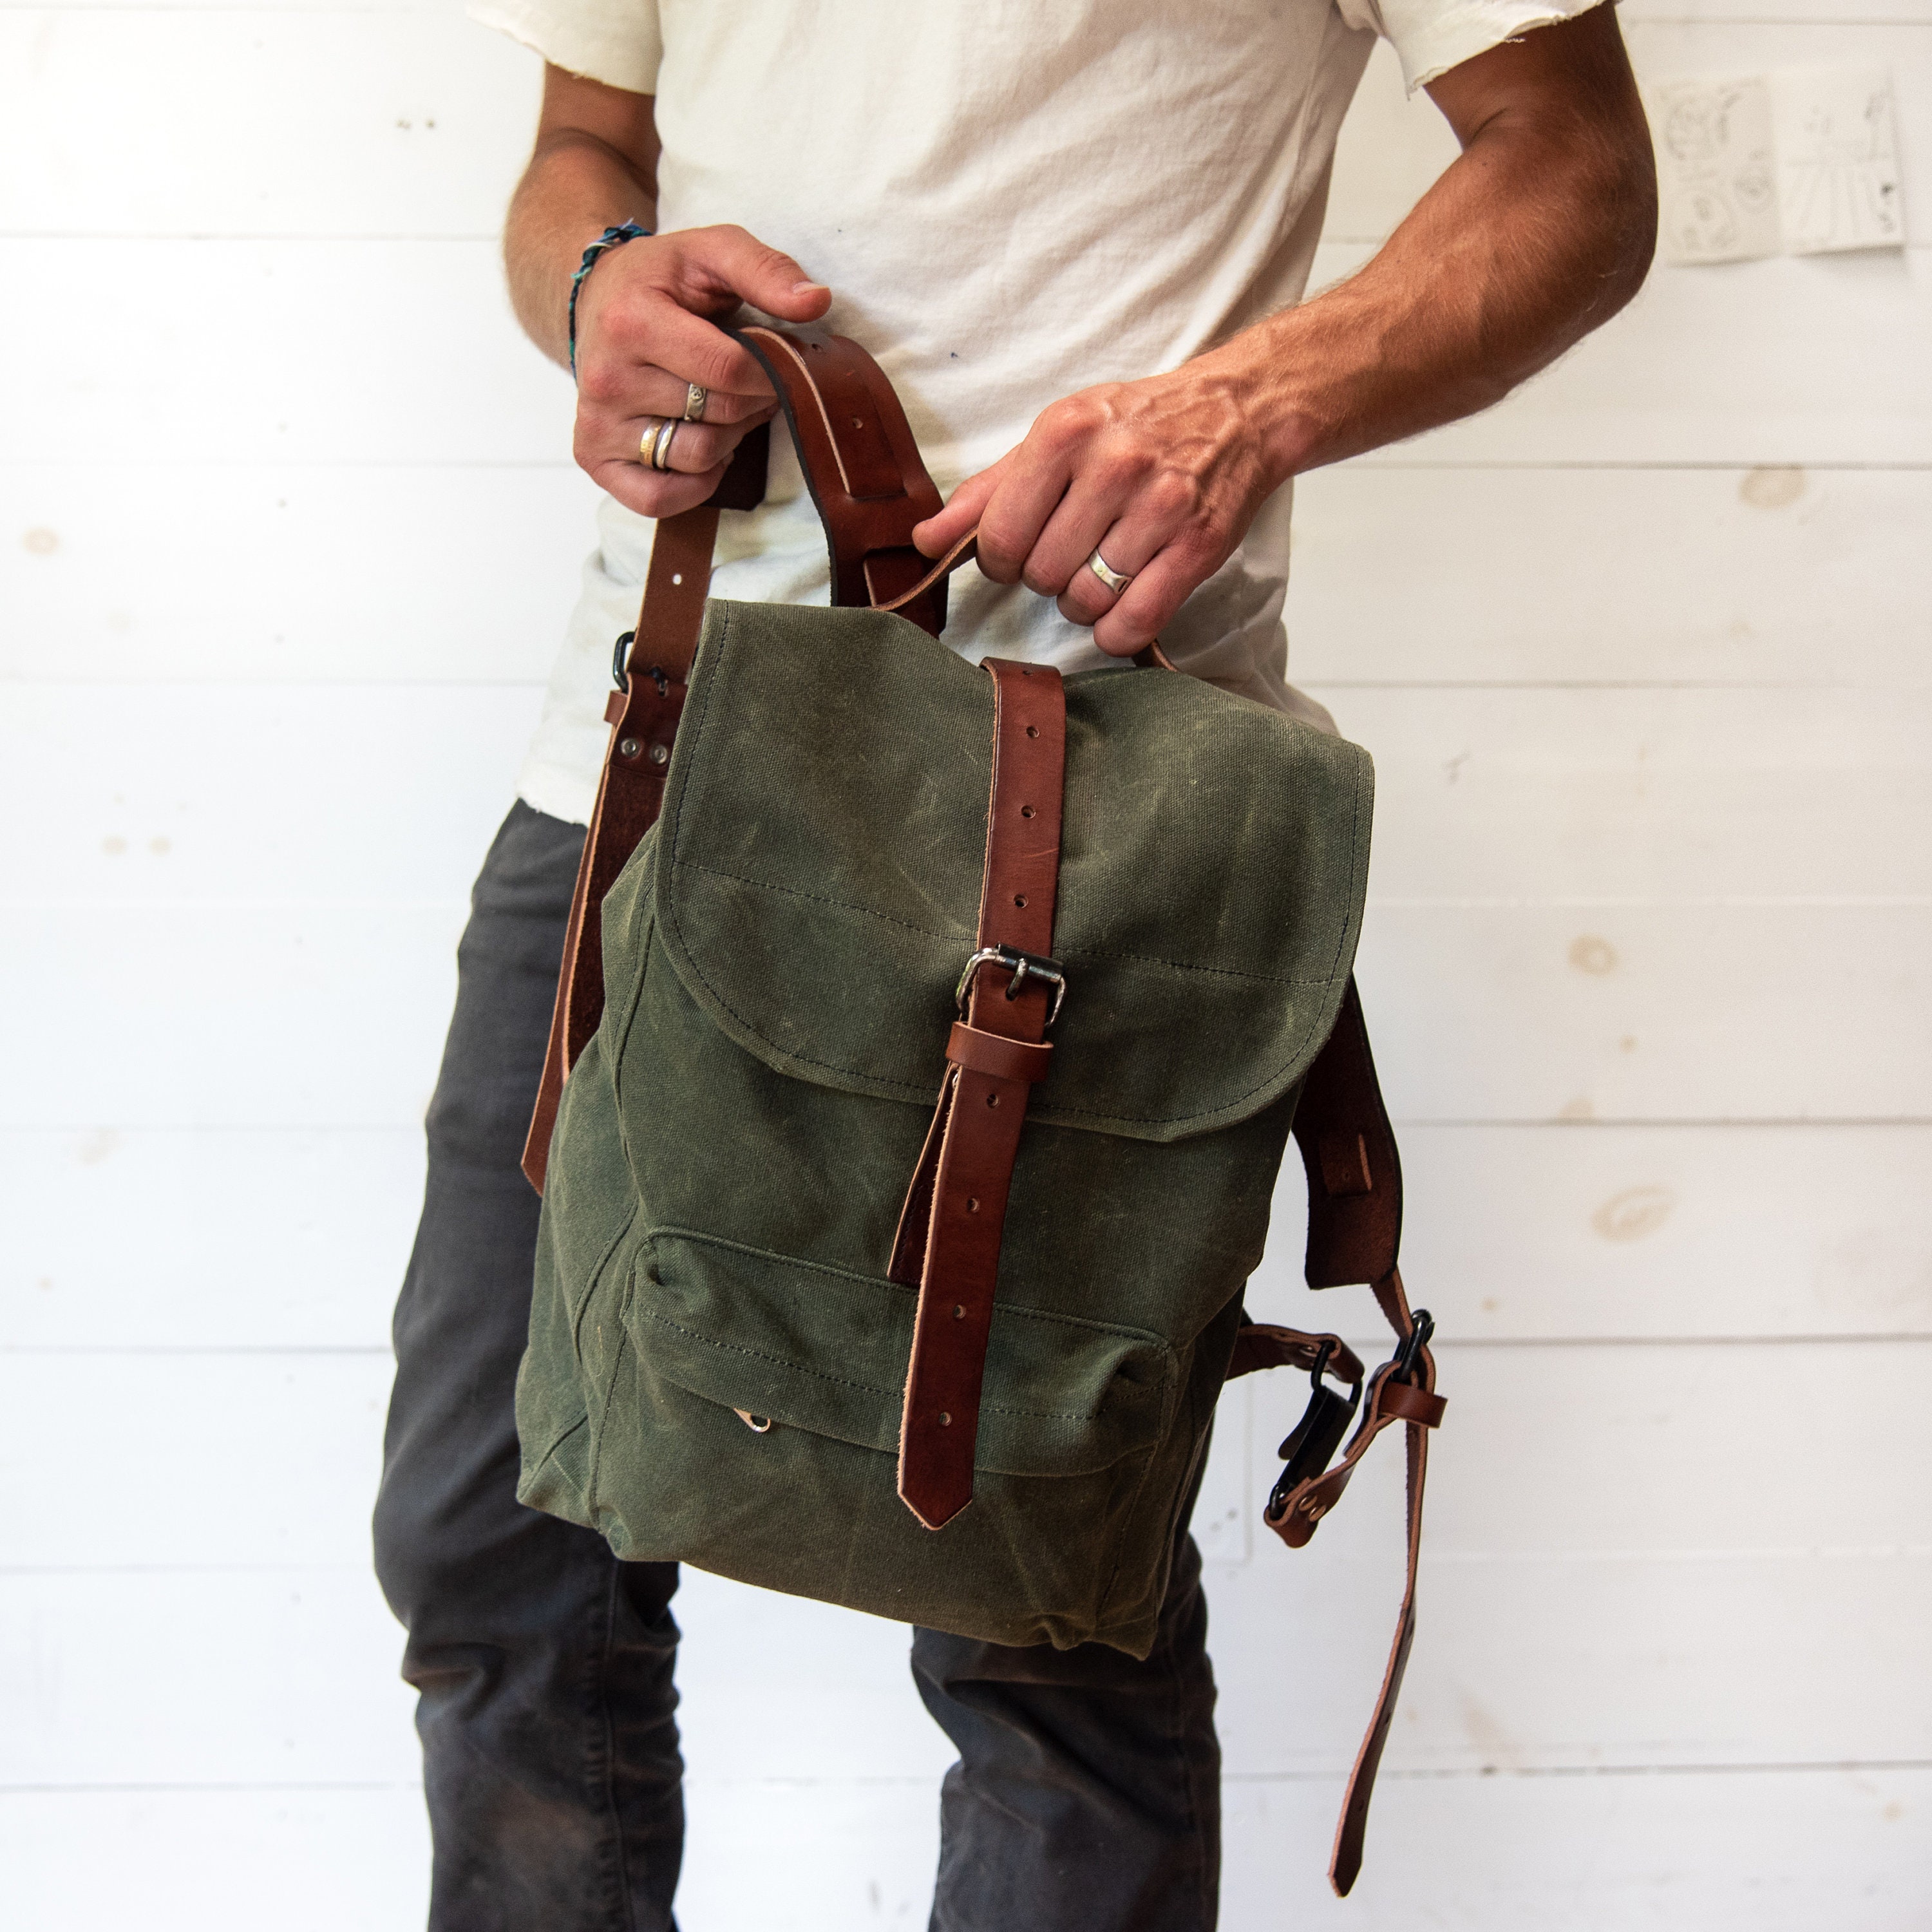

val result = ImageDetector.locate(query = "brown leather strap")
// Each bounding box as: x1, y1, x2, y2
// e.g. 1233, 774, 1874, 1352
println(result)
889, 659, 1067, 1529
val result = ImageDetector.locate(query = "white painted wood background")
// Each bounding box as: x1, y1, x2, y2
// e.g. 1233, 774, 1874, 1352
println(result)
3, 1, 1927, 1925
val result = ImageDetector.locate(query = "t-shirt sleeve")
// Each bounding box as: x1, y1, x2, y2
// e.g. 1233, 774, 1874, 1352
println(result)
1332, 0, 1611, 93
468, 0, 663, 95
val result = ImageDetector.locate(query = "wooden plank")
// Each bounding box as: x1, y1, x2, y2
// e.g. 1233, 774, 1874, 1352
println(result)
0, 1790, 430, 1932
8, 1343, 1918, 1571
0, 240, 574, 467
8, 1121, 1925, 1350
0, 12, 535, 238
1312, 240, 1932, 467
0, 463, 600, 686
1334, 685, 1932, 905
1, 1128, 424, 1350
1208, 1546, 1932, 1774
6, 15, 1924, 248
8, 683, 1926, 907
0, 1354, 394, 1570
0, 905, 467, 1128
1257, 1123, 1932, 1341
5, 1767, 1921, 1932
1220, 1765, 1932, 1931
1352, 904, 1932, 1122
3, 902, 1926, 1127
0, 1570, 423, 1785
0, 685, 540, 906
5, 1544, 1919, 1784
6, 234, 1931, 469
6, 461, 1926, 691
1325, 26, 1932, 247
1284, 465, 1932, 690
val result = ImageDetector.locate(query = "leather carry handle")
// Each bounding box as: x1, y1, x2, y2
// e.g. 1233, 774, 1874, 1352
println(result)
730, 323, 952, 636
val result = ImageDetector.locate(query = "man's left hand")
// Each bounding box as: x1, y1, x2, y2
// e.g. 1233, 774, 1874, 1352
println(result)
912, 352, 1280, 659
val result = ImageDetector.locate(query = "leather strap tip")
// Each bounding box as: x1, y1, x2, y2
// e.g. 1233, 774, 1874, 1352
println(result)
897, 1484, 971, 1533
1380, 1381, 1446, 1428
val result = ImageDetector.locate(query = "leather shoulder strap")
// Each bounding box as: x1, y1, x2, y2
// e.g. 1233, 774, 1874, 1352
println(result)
1224, 989, 1444, 1897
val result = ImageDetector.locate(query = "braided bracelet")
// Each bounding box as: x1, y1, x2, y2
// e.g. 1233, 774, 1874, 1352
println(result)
568, 221, 653, 377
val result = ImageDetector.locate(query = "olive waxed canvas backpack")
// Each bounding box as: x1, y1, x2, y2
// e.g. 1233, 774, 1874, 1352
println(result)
516, 323, 1446, 1895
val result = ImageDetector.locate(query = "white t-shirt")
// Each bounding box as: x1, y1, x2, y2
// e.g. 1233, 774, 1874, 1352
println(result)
475, 0, 1600, 824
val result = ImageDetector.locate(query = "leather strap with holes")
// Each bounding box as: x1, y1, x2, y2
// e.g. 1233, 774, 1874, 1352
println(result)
886, 658, 1067, 1529
1222, 982, 1446, 1897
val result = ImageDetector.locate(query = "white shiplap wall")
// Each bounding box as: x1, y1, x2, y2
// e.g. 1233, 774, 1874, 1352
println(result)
3, 3, 1927, 1926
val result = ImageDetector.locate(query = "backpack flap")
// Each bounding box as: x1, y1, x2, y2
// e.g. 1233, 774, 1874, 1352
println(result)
650, 595, 1374, 1145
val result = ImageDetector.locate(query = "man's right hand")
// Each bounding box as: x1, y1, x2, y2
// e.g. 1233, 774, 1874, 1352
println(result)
571, 224, 832, 518
503, 66, 831, 518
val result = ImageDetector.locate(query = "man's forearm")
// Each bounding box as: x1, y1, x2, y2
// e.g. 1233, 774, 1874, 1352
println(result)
505, 128, 659, 369
1232, 15, 1657, 480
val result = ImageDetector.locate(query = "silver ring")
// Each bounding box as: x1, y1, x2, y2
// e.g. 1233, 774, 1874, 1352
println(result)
1086, 549, 1133, 596
683, 383, 708, 423
644, 418, 679, 472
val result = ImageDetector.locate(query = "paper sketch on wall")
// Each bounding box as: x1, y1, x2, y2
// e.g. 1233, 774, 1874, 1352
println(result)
1649, 64, 1904, 265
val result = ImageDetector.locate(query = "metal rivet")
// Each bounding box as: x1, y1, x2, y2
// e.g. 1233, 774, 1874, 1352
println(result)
966, 1197, 980, 1213
1013, 895, 1026, 909
1025, 724, 1039, 739
1020, 805, 1034, 819
985, 1093, 999, 1108
734, 1408, 773, 1434
852, 416, 864, 429
648, 743, 670, 766
952, 1305, 965, 1320
618, 737, 640, 759
938, 1412, 951, 1426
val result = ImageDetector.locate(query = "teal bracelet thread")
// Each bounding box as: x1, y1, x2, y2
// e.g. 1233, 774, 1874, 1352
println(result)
569, 222, 653, 377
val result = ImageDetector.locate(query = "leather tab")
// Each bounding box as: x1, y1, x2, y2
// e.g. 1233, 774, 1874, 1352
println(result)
947, 1021, 1052, 1084
1224, 1323, 1365, 1385
1379, 1379, 1446, 1428
894, 660, 1067, 1530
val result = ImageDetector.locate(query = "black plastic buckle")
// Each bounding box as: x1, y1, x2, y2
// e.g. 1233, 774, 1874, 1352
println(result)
611, 630, 669, 697
1266, 1340, 1362, 1517
954, 944, 1068, 1028
1390, 1309, 1435, 1385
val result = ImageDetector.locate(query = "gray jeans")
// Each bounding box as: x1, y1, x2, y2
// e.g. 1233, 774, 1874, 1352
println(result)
373, 800, 1222, 1931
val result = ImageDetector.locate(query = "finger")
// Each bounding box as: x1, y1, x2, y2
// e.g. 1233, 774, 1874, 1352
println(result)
619, 415, 766, 477
972, 443, 1078, 585
1052, 507, 1171, 629
672, 223, 833, 323
585, 453, 732, 522
582, 288, 779, 401
1089, 545, 1204, 658
913, 459, 1007, 558
617, 369, 772, 428
576, 407, 763, 481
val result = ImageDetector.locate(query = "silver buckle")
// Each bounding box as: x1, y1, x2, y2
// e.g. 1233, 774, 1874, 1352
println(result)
954, 944, 1068, 1028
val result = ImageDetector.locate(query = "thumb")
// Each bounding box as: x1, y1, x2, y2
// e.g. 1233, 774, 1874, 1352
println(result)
689, 224, 831, 322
